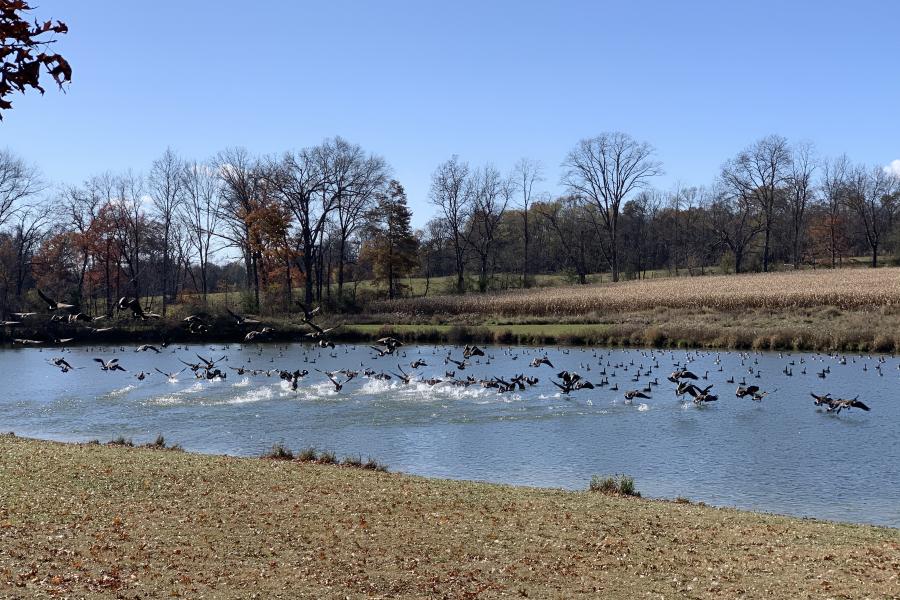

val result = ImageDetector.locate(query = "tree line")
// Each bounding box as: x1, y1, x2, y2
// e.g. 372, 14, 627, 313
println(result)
1, 132, 899, 317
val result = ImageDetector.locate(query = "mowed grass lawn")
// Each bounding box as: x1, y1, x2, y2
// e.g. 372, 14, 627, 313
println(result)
1, 436, 898, 599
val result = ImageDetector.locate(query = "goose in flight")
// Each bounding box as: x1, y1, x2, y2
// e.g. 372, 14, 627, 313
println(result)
812, 393, 870, 414
226, 307, 261, 325
94, 358, 126, 372
445, 356, 468, 370
374, 337, 403, 354
668, 369, 698, 383
244, 328, 274, 342
370, 345, 394, 357
155, 367, 186, 379
624, 389, 651, 401
298, 303, 321, 323
735, 385, 760, 399
50, 357, 74, 372
136, 344, 161, 353
37, 289, 74, 311
463, 344, 485, 358
118, 297, 160, 320
390, 364, 413, 385
410, 358, 427, 369
320, 370, 346, 392
530, 356, 554, 368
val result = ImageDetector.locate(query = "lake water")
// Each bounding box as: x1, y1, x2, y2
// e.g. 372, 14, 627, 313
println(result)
2, 343, 898, 528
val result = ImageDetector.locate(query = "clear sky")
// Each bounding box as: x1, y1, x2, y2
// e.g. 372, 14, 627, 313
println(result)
2, 1, 899, 225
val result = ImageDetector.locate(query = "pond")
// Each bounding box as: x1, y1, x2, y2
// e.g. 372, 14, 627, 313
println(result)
2, 343, 897, 528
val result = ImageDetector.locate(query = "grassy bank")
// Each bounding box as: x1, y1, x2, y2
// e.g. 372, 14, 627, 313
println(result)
345, 304, 900, 352
1, 435, 898, 599
8, 268, 900, 352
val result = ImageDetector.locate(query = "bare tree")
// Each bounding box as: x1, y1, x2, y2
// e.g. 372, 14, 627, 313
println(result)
820, 155, 850, 268
111, 170, 146, 300
0, 149, 42, 229
705, 185, 764, 273
464, 165, 509, 292
430, 155, 471, 293
562, 132, 662, 282
179, 160, 221, 302
512, 158, 543, 287
269, 147, 328, 307
536, 196, 591, 284
5, 199, 50, 303
319, 137, 389, 299
844, 164, 899, 268
785, 142, 817, 268
216, 147, 267, 309
721, 135, 792, 272
149, 148, 184, 315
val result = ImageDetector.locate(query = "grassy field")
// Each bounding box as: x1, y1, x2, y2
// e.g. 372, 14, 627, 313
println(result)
1, 435, 898, 599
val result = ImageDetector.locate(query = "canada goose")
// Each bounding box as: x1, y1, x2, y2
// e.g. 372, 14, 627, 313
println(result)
410, 359, 427, 369
735, 385, 760, 398
12, 338, 43, 345
196, 354, 225, 370
155, 367, 186, 379
37, 289, 74, 311
225, 307, 261, 325
244, 330, 269, 342
445, 356, 468, 370
50, 357, 73, 372
118, 297, 160, 320
320, 371, 343, 392
298, 303, 321, 323
463, 344, 485, 358
135, 344, 161, 353
375, 337, 403, 353
667, 369, 698, 383
530, 356, 554, 368
813, 393, 870, 414
624, 389, 651, 401
390, 365, 412, 385
94, 358, 126, 372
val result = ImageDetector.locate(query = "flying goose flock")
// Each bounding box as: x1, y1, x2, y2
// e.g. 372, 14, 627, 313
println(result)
1, 293, 881, 415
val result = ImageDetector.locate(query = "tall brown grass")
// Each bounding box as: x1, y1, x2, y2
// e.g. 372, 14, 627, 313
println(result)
373, 269, 900, 317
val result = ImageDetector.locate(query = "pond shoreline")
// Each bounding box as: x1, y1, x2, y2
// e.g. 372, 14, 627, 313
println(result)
2, 433, 899, 598
4, 304, 900, 353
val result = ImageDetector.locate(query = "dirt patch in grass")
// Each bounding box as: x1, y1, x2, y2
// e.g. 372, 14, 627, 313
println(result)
1, 435, 898, 599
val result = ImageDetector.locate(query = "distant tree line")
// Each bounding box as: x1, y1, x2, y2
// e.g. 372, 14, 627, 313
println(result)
1, 132, 899, 317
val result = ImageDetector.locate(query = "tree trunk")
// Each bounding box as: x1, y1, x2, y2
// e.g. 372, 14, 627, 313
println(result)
337, 237, 346, 299
522, 212, 529, 288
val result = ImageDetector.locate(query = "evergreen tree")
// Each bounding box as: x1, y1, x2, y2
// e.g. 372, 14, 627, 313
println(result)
362, 180, 419, 299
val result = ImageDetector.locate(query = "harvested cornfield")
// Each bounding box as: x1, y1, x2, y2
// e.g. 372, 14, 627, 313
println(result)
373, 268, 900, 317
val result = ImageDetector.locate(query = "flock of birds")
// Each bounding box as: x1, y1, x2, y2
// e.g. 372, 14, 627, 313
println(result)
2, 290, 876, 415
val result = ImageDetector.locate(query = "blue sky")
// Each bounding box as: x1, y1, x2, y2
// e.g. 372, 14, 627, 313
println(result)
3, 1, 899, 225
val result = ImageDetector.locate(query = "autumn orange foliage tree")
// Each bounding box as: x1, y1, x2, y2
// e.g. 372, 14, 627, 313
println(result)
0, 0, 71, 118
